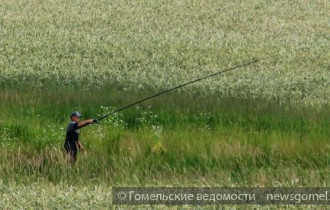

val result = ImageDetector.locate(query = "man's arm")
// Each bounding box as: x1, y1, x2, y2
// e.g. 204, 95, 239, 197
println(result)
77, 119, 94, 129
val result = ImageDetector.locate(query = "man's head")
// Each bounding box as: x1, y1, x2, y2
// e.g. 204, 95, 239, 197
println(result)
70, 111, 83, 122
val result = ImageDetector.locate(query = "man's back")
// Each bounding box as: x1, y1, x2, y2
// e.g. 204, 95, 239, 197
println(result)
66, 121, 80, 144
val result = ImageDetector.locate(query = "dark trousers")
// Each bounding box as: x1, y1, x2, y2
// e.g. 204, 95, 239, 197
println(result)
64, 140, 78, 163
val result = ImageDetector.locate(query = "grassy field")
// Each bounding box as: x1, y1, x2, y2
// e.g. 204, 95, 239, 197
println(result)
0, 0, 329, 209
1, 0, 329, 105
0, 87, 329, 208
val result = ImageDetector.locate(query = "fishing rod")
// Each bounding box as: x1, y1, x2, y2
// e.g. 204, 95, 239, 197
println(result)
92, 54, 277, 123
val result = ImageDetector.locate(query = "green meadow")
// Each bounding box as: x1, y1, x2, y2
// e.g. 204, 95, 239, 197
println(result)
0, 0, 329, 209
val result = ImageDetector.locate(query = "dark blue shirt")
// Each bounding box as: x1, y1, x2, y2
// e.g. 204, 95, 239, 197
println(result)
65, 121, 80, 144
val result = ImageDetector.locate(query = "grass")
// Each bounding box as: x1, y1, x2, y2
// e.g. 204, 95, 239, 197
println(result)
0, 0, 329, 105
0, 0, 329, 208
0, 87, 329, 186
0, 87, 329, 208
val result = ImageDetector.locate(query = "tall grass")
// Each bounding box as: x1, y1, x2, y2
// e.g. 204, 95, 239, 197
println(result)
0, 0, 329, 105
0, 0, 329, 208
0, 86, 328, 187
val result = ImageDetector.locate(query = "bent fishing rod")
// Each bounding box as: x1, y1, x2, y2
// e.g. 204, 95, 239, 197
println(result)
90, 54, 277, 124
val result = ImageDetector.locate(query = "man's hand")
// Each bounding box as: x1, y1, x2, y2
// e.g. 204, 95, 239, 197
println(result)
78, 142, 85, 152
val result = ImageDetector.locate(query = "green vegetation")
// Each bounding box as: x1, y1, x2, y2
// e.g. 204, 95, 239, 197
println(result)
1, 0, 329, 105
0, 0, 329, 208
0, 87, 329, 208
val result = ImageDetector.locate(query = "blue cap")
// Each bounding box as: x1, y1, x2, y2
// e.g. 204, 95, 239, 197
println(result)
70, 111, 83, 118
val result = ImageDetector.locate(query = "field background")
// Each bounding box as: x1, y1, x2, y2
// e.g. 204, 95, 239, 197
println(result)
0, 0, 329, 209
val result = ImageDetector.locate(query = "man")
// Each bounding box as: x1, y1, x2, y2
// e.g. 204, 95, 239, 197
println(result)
64, 111, 95, 164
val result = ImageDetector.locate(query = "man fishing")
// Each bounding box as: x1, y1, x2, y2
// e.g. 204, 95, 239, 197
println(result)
63, 56, 276, 165
64, 111, 95, 164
